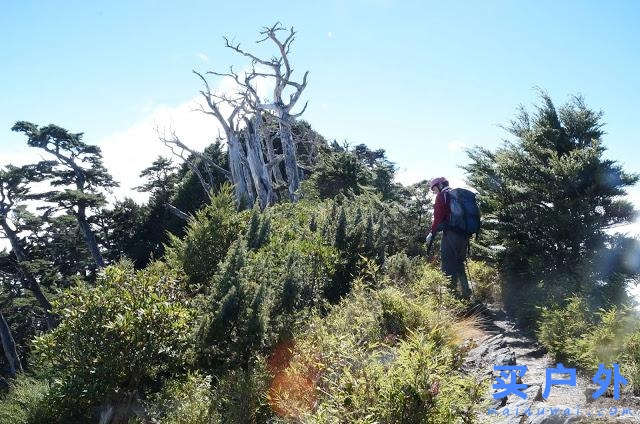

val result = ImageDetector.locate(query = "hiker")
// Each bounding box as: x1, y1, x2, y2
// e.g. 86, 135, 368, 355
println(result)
425, 177, 472, 298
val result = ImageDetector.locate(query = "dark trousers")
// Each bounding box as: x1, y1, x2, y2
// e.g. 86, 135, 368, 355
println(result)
441, 230, 471, 298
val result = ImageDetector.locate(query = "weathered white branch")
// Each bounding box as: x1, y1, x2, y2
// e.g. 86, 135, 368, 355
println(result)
158, 127, 231, 180
165, 203, 189, 221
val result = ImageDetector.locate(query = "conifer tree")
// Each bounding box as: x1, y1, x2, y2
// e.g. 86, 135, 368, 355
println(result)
0, 165, 55, 328
256, 216, 270, 248
334, 208, 347, 250
364, 214, 375, 255
375, 217, 386, 265
134, 156, 178, 198
196, 240, 268, 373
464, 92, 638, 276
280, 256, 299, 314
12, 122, 118, 269
246, 208, 261, 250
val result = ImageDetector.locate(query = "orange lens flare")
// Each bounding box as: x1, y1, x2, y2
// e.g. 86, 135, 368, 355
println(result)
267, 339, 317, 419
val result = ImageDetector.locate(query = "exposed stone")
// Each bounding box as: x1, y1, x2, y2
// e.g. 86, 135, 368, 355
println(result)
495, 351, 517, 366
525, 406, 582, 423
496, 386, 541, 423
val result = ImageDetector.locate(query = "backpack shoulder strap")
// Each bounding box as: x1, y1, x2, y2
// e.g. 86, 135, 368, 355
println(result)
442, 187, 452, 204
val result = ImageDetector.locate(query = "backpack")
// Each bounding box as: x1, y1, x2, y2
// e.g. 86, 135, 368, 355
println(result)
445, 188, 480, 236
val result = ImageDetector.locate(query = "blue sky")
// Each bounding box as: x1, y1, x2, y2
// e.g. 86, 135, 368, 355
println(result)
2, 1, 639, 202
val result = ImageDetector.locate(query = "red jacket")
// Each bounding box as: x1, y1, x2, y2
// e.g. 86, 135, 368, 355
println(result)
431, 188, 450, 235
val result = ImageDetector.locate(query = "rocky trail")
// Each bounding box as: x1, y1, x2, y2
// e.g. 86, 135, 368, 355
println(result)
464, 305, 640, 424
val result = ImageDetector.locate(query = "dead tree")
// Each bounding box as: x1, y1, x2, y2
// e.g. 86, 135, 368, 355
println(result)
243, 113, 276, 208
158, 127, 235, 217
192, 71, 255, 207
263, 119, 287, 189
224, 22, 309, 201
200, 65, 282, 209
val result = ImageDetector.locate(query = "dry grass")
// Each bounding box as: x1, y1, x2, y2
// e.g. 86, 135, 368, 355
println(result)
452, 313, 486, 345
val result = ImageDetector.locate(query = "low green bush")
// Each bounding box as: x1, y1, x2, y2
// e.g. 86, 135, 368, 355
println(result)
211, 361, 273, 424
466, 260, 501, 303
195, 240, 270, 375
139, 372, 220, 424
319, 198, 388, 301
373, 331, 484, 424
195, 215, 339, 375
538, 296, 640, 394
281, 277, 484, 423
411, 264, 468, 312
0, 375, 53, 424
383, 252, 423, 286
141, 366, 274, 424
378, 287, 446, 339
537, 296, 592, 364
623, 331, 640, 395
32, 260, 195, 422
576, 306, 637, 370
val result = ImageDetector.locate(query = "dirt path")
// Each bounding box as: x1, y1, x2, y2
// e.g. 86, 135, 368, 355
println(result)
464, 305, 640, 423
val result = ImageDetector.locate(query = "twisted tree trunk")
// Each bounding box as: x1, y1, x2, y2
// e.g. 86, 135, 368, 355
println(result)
244, 115, 275, 209
279, 112, 300, 201
0, 218, 54, 329
0, 310, 22, 377
77, 206, 105, 268
227, 134, 254, 207
264, 128, 286, 189
243, 161, 256, 207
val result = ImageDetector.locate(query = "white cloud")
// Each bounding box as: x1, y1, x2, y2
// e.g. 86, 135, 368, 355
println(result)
327, 31, 333, 38
98, 97, 222, 203
447, 140, 467, 152
2, 69, 274, 208
394, 167, 426, 186
99, 68, 274, 203
197, 52, 209, 62
136, 98, 156, 115
0, 150, 43, 168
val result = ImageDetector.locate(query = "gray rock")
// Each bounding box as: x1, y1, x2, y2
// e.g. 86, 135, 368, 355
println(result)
495, 351, 517, 366
527, 415, 566, 424
485, 334, 503, 344
524, 385, 542, 402
525, 406, 580, 424
497, 396, 535, 422
490, 396, 507, 410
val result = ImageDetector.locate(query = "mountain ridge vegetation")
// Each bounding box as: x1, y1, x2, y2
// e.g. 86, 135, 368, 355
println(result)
1, 23, 639, 424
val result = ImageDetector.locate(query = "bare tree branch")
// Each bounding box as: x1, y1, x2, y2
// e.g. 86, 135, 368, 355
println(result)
203, 23, 312, 202
223, 36, 275, 68
165, 203, 189, 221
290, 101, 309, 118
157, 126, 231, 200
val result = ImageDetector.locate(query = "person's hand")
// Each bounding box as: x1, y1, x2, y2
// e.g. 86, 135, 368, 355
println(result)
425, 233, 433, 245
